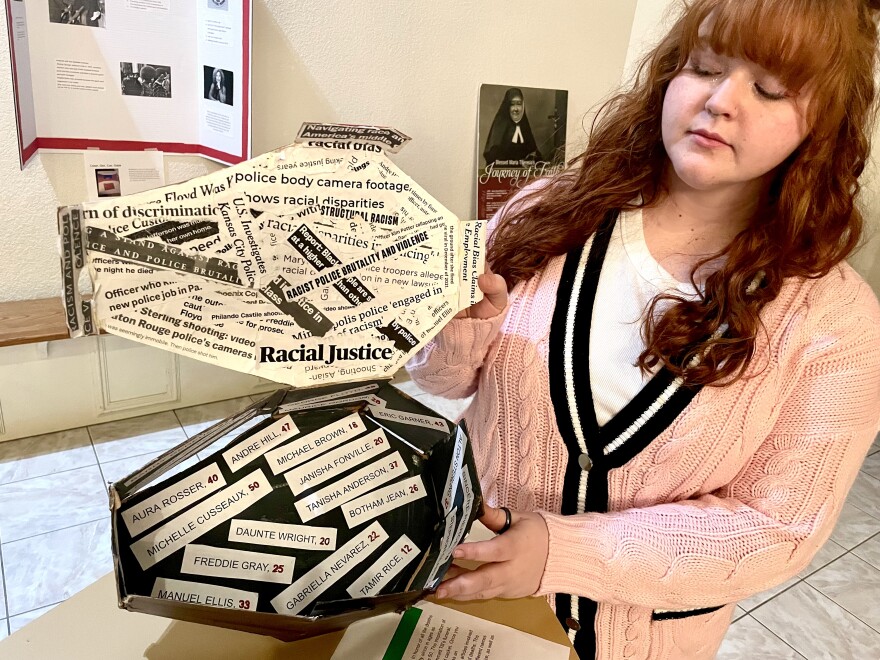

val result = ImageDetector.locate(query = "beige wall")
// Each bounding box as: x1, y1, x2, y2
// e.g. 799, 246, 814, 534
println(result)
0, 0, 639, 303
625, 0, 880, 294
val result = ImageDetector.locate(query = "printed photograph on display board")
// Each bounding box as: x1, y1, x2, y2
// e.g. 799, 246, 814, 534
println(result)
83, 150, 166, 203
476, 83, 568, 220
48, 0, 106, 27
120, 62, 172, 98
204, 65, 234, 105
95, 168, 121, 197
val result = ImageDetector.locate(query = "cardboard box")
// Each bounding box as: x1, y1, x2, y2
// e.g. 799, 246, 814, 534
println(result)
110, 379, 483, 641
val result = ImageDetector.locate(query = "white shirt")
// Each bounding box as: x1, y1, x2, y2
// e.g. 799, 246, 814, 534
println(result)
589, 208, 698, 426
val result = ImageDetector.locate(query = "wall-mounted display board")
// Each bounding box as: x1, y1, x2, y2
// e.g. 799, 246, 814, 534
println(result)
5, 0, 252, 167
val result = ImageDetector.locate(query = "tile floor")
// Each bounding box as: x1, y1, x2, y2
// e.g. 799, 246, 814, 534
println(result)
0, 378, 879, 658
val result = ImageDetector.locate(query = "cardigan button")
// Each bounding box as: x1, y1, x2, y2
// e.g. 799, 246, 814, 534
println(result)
578, 453, 592, 471
566, 617, 582, 631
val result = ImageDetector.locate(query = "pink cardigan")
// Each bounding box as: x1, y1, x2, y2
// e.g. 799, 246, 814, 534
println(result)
407, 253, 880, 659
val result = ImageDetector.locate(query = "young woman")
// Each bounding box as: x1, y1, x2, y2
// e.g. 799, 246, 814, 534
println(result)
407, 1, 880, 658
209, 68, 228, 105
483, 87, 544, 165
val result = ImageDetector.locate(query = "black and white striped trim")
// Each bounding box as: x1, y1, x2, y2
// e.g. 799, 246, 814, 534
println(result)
562, 236, 592, 515
548, 213, 707, 658
652, 605, 725, 621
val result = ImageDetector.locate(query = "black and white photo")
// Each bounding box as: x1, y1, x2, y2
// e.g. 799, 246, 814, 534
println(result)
48, 0, 105, 27
204, 66, 234, 106
476, 83, 568, 219
120, 62, 172, 98
479, 84, 567, 168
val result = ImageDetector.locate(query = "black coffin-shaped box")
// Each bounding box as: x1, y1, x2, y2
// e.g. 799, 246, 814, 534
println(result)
109, 380, 483, 641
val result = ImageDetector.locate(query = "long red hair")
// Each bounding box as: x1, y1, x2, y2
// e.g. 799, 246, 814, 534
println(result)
489, 0, 879, 385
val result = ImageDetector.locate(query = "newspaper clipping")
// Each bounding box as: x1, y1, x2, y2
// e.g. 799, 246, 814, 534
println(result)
59, 124, 485, 388
476, 83, 568, 220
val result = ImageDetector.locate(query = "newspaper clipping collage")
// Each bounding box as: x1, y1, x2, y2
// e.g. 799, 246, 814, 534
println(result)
60, 124, 486, 388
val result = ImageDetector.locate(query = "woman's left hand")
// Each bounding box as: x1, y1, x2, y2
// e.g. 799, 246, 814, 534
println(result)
434, 506, 549, 601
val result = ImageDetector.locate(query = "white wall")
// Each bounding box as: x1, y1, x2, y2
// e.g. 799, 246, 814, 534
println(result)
625, 0, 880, 293
0, 1, 641, 441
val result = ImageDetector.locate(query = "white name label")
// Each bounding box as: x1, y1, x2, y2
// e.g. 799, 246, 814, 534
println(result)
427, 509, 459, 588
294, 452, 408, 523
364, 394, 385, 407
181, 544, 295, 584
222, 415, 299, 472
130, 469, 272, 570
270, 521, 389, 615
441, 427, 467, 513
453, 469, 476, 543
276, 384, 379, 413
284, 429, 390, 495
228, 519, 337, 551
278, 395, 369, 412
151, 577, 259, 611
121, 463, 226, 537
342, 475, 427, 528
368, 406, 449, 433
346, 534, 420, 598
264, 413, 365, 475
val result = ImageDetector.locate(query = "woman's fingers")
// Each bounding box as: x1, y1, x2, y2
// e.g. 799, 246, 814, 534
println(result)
454, 269, 508, 320
435, 510, 550, 602
477, 272, 508, 314
439, 564, 470, 582
435, 562, 508, 601
478, 505, 512, 533
451, 535, 513, 563
449, 506, 517, 561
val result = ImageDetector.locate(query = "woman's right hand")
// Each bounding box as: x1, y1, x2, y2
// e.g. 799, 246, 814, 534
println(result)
455, 270, 508, 320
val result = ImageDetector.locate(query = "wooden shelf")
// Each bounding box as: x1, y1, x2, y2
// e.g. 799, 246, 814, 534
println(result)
0, 297, 72, 347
